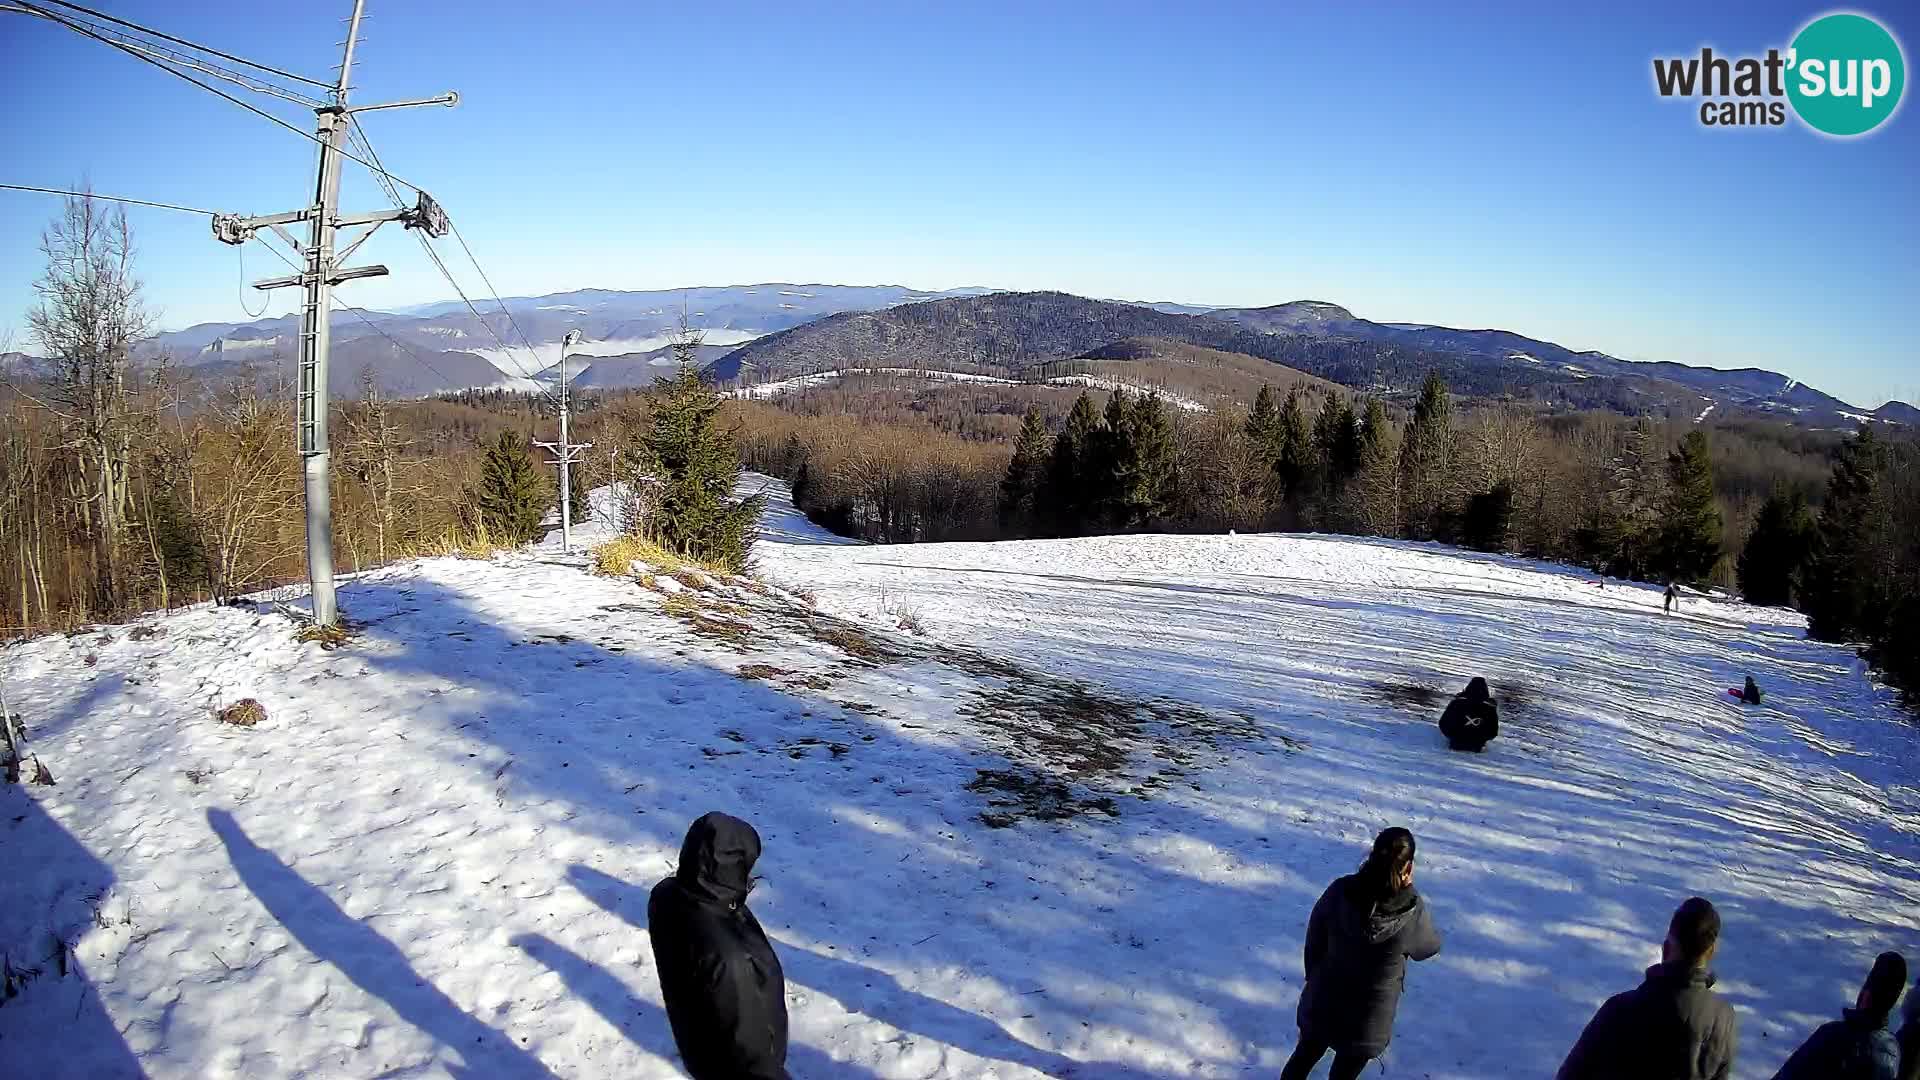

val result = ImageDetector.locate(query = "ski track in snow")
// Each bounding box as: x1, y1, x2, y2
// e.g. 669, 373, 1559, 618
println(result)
3, 476, 1916, 1079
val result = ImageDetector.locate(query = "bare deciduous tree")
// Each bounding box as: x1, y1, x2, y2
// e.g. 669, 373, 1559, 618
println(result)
27, 194, 152, 611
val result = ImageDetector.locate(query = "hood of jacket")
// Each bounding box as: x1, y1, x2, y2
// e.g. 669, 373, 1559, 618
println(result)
1842, 1005, 1892, 1032
1644, 961, 1717, 990
675, 811, 761, 907
1335, 876, 1423, 945
1462, 677, 1491, 703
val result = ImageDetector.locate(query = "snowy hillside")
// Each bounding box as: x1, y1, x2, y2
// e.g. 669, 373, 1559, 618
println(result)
729, 368, 1209, 412
4, 478, 1916, 1079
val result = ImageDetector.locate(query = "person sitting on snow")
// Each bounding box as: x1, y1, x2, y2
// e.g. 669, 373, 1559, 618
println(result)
1438, 677, 1499, 752
1742, 676, 1763, 705
648, 812, 791, 1080
1772, 950, 1906, 1080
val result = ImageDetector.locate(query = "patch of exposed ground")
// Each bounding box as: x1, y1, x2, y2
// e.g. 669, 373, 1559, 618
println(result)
950, 653, 1269, 825
600, 562, 1274, 827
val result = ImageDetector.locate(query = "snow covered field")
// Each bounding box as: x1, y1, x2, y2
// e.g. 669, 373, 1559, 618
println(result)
4, 478, 1916, 1078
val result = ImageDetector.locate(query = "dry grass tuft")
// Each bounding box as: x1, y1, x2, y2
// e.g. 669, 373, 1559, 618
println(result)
411, 525, 508, 561
295, 621, 353, 650
217, 699, 267, 728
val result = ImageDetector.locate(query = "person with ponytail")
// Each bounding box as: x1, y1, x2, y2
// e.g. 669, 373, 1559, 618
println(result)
1282, 827, 1443, 1080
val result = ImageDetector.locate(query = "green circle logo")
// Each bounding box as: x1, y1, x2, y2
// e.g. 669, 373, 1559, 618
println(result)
1787, 13, 1906, 136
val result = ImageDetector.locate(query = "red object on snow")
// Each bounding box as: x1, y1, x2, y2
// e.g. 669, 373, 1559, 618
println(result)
1725, 688, 1744, 699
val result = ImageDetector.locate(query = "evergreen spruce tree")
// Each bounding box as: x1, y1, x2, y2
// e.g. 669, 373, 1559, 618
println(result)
567, 465, 592, 524
790, 458, 814, 511
1656, 429, 1722, 583
998, 407, 1052, 535
1091, 389, 1137, 527
1039, 392, 1101, 536
1398, 373, 1455, 540
1274, 389, 1316, 507
1246, 385, 1282, 462
638, 358, 763, 570
475, 430, 549, 544
1460, 483, 1515, 552
1312, 393, 1360, 527
1119, 392, 1176, 527
1320, 394, 1363, 486
1353, 396, 1400, 535
1737, 489, 1816, 607
1802, 426, 1887, 641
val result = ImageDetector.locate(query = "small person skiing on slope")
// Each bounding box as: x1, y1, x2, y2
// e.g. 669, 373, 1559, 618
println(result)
1664, 581, 1681, 615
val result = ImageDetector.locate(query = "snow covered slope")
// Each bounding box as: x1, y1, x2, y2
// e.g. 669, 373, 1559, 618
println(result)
4, 478, 1916, 1079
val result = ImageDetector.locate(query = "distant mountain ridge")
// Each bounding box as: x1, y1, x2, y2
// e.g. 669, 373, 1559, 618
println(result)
19, 283, 1897, 427
1199, 302, 1906, 425
711, 291, 1910, 429
126, 284, 992, 397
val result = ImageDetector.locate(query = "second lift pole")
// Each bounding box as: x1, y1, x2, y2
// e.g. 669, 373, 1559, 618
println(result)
539, 330, 591, 553
559, 329, 576, 552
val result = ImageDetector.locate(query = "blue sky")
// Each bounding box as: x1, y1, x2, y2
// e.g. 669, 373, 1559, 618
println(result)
1, 1, 1915, 406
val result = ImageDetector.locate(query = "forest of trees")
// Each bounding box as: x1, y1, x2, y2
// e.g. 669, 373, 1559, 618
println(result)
738, 371, 1917, 700
1, 194, 1912, 698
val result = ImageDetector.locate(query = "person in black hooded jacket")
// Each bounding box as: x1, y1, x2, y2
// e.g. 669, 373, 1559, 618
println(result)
1438, 678, 1499, 752
1282, 827, 1443, 1080
648, 812, 790, 1080
1773, 951, 1906, 1080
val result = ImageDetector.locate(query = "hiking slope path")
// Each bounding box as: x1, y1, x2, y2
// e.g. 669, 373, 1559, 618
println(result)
0, 474, 1911, 1079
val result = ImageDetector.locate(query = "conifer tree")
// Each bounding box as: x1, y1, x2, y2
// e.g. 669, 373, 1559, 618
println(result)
1657, 429, 1722, 583
1352, 396, 1400, 535
476, 430, 549, 544
1737, 489, 1816, 607
1315, 394, 1360, 484
1246, 385, 1282, 462
1119, 392, 1175, 527
568, 463, 592, 524
1398, 373, 1455, 540
635, 353, 763, 570
1801, 426, 1888, 641
1091, 389, 1137, 527
1460, 482, 1514, 552
998, 407, 1052, 535
1040, 392, 1101, 536
1274, 389, 1316, 506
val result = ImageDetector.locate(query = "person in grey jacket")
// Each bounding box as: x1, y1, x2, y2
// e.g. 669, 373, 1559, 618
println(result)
1281, 827, 1443, 1080
1773, 951, 1906, 1080
1558, 896, 1738, 1080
